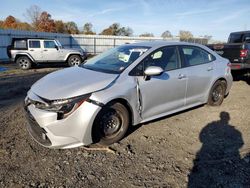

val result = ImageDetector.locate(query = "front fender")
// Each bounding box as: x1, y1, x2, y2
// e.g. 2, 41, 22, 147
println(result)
90, 76, 141, 125
64, 52, 83, 61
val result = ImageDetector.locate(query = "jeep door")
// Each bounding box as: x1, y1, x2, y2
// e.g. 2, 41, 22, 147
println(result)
133, 46, 187, 121
42, 40, 63, 61
28, 40, 43, 61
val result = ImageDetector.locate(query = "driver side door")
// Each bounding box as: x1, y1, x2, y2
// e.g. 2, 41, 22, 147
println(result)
134, 46, 187, 121
42, 40, 62, 61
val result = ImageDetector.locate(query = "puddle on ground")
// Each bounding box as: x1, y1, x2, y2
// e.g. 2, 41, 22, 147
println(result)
0, 67, 8, 72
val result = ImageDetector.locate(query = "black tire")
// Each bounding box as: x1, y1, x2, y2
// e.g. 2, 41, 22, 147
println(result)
16, 56, 32, 70
68, 55, 82, 66
92, 102, 129, 145
207, 80, 226, 106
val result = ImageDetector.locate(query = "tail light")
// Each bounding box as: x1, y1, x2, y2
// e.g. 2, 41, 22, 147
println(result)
240, 49, 248, 58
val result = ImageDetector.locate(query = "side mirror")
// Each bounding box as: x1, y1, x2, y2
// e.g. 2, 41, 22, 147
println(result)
55, 45, 59, 50
144, 66, 164, 76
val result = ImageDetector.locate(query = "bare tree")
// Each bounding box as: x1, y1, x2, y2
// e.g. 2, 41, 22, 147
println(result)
24, 5, 42, 28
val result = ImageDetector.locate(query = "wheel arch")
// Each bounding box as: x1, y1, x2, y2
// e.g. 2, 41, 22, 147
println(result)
15, 53, 35, 63
103, 98, 134, 126
206, 77, 228, 104
65, 53, 82, 61
211, 77, 227, 91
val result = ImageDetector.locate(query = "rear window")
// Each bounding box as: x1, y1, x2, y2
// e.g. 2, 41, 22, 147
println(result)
14, 40, 27, 49
228, 33, 243, 43
29, 40, 40, 48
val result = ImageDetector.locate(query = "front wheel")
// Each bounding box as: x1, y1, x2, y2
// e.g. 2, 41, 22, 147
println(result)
92, 103, 129, 145
68, 55, 82, 66
207, 80, 226, 106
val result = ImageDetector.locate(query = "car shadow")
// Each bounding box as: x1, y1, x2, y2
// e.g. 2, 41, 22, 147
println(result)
188, 111, 250, 187
232, 71, 250, 85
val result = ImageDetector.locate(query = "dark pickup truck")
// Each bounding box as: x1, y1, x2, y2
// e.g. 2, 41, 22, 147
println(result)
207, 31, 250, 73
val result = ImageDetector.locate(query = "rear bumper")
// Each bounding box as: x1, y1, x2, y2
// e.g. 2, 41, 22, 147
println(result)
230, 63, 250, 70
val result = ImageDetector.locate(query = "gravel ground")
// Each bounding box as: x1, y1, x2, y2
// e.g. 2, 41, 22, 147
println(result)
0, 63, 250, 187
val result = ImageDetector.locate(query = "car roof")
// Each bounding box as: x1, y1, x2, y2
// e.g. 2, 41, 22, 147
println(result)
124, 41, 206, 48
230, 31, 250, 35
12, 37, 56, 40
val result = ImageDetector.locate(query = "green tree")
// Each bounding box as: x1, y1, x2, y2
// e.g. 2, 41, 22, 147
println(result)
82, 22, 96, 35
100, 23, 133, 36
161, 30, 172, 38
55, 20, 67, 33
139, 32, 154, 37
118, 26, 133, 36
65, 21, 79, 34
179, 30, 193, 40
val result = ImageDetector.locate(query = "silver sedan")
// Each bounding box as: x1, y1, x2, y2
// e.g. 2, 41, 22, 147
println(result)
24, 41, 233, 149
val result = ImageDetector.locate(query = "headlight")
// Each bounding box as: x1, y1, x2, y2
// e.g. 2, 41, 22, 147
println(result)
36, 94, 91, 119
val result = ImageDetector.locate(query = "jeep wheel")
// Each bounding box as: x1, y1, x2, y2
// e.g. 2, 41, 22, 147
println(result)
68, 55, 81, 66
16, 56, 32, 70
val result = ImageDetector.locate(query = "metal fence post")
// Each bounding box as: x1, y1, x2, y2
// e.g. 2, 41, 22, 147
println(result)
114, 38, 116, 47
94, 38, 96, 54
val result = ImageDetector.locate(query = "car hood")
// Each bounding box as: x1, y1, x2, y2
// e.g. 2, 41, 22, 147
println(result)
31, 67, 118, 100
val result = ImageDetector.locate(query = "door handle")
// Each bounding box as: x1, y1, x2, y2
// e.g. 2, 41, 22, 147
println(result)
207, 67, 213, 71
44, 50, 48, 51
178, 74, 186, 79
30, 49, 34, 51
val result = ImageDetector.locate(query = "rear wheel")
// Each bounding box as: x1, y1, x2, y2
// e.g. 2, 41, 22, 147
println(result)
92, 102, 129, 145
16, 56, 32, 70
68, 55, 81, 66
207, 80, 226, 106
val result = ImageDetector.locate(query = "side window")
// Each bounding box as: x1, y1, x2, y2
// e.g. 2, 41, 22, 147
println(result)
29, 40, 40, 48
44, 40, 56, 48
130, 46, 179, 76
243, 33, 250, 42
144, 46, 179, 71
14, 40, 27, 49
181, 46, 215, 67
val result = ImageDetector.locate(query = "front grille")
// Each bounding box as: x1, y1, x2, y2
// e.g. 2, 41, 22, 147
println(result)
25, 109, 52, 147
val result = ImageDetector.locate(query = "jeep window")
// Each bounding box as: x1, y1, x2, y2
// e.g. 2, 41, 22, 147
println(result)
14, 40, 27, 49
44, 40, 56, 48
29, 40, 40, 48
80, 45, 150, 74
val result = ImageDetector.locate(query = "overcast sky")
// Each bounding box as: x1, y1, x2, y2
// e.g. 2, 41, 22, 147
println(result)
1, 0, 250, 41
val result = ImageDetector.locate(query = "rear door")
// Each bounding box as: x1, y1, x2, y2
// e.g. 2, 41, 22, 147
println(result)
179, 45, 215, 105
28, 40, 43, 61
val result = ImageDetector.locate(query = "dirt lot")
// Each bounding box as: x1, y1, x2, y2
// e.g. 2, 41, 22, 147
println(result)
0, 63, 250, 188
